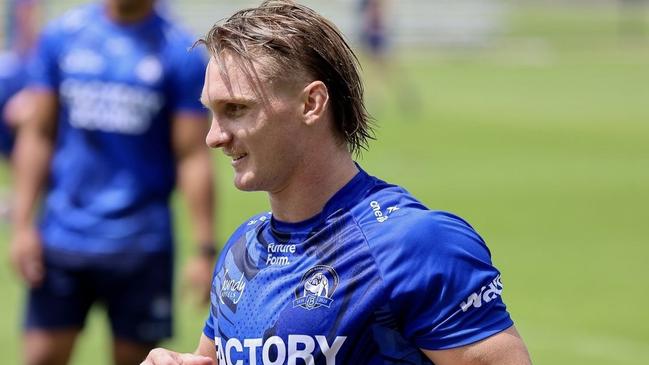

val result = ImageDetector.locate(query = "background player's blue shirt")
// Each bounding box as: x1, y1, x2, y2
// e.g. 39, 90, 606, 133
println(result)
27, 4, 207, 254
204, 167, 513, 364
0, 51, 24, 156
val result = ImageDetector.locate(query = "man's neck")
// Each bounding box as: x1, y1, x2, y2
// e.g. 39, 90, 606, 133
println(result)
105, 1, 154, 24
268, 149, 359, 223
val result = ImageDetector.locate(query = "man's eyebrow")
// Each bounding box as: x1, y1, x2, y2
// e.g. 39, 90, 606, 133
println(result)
199, 95, 256, 107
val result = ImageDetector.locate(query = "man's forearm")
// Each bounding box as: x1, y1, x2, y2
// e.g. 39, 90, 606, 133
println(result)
11, 124, 54, 228
177, 149, 216, 247
11, 90, 57, 228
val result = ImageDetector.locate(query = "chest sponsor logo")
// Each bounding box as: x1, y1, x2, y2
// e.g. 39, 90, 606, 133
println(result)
220, 269, 246, 305
266, 243, 296, 266
293, 265, 339, 310
215, 335, 347, 365
460, 275, 504, 312
60, 78, 163, 134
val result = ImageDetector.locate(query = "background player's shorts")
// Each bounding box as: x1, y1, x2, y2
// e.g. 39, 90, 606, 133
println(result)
0, 120, 15, 157
362, 31, 388, 56
24, 248, 174, 344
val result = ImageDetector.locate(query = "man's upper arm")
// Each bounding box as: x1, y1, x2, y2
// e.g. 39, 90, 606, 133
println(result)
421, 326, 531, 365
22, 89, 58, 135
172, 112, 210, 159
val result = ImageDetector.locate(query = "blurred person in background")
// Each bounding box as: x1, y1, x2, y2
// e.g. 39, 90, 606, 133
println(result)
357, 0, 420, 117
359, 0, 388, 62
9, 0, 218, 364
0, 0, 41, 218
142, 1, 531, 364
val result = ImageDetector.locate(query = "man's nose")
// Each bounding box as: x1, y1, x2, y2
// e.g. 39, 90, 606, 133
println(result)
205, 116, 230, 148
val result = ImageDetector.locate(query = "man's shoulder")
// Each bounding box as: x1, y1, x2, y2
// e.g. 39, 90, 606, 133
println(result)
349, 180, 429, 232
0, 52, 21, 81
224, 211, 273, 244
44, 4, 98, 38
350, 184, 485, 258
154, 16, 206, 70
156, 14, 199, 48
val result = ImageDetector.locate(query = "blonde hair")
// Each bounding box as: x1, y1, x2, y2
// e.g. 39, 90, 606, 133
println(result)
197, 0, 375, 155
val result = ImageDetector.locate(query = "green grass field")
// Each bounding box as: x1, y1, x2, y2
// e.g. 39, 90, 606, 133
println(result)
1, 3, 648, 364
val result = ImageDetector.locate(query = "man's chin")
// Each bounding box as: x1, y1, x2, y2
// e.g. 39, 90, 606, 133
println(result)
233, 176, 258, 192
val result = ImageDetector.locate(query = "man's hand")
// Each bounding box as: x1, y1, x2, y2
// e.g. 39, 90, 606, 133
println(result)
10, 225, 45, 287
140, 348, 215, 365
183, 254, 215, 306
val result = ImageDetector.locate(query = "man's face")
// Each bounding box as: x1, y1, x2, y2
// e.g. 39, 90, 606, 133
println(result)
201, 55, 308, 193
108, 0, 152, 13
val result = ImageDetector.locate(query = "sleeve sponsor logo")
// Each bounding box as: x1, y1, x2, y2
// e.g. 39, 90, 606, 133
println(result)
293, 265, 339, 310
460, 275, 504, 312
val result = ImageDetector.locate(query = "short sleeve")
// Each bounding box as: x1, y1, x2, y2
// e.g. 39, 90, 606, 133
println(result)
202, 213, 270, 340
203, 308, 216, 340
373, 211, 513, 350
27, 23, 62, 90
167, 44, 207, 114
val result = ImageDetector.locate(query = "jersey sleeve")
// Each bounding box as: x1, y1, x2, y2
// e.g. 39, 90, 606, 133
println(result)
202, 213, 270, 339
202, 264, 218, 340
372, 211, 513, 350
27, 22, 62, 90
167, 43, 207, 114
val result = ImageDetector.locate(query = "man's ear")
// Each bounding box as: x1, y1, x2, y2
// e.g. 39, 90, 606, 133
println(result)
302, 81, 329, 126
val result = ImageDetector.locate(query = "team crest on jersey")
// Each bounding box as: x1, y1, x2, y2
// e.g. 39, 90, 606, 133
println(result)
293, 265, 339, 310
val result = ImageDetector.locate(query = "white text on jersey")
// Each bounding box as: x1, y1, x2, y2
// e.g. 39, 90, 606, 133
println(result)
266, 243, 296, 266
460, 275, 503, 312
215, 335, 347, 365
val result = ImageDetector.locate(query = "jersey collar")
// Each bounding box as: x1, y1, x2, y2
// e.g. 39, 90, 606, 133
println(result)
271, 163, 374, 234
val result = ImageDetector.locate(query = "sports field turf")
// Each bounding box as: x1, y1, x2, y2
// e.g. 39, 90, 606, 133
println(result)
1, 3, 648, 364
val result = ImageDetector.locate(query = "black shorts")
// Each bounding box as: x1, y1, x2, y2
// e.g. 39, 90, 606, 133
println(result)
24, 249, 174, 344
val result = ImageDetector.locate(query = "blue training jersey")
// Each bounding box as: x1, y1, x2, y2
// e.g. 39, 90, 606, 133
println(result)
0, 51, 24, 156
27, 4, 207, 254
204, 167, 513, 364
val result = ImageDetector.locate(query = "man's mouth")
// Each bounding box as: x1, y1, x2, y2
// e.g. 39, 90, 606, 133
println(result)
231, 153, 247, 162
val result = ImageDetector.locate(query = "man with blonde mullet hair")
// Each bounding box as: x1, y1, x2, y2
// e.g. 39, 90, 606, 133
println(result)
142, 1, 532, 364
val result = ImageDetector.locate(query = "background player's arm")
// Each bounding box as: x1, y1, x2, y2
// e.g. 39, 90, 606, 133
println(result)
172, 112, 216, 304
9, 90, 58, 287
141, 333, 216, 364
421, 326, 532, 365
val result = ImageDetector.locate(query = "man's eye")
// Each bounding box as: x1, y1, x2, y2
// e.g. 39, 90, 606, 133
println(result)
225, 104, 246, 117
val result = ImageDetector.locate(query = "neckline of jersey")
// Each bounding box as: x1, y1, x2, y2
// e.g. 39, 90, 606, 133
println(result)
270, 163, 374, 234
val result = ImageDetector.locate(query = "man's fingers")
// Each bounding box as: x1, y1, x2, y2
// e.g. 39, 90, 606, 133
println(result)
24, 259, 44, 287
140, 348, 214, 365
15, 253, 44, 287
180, 353, 215, 365
141, 348, 181, 365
